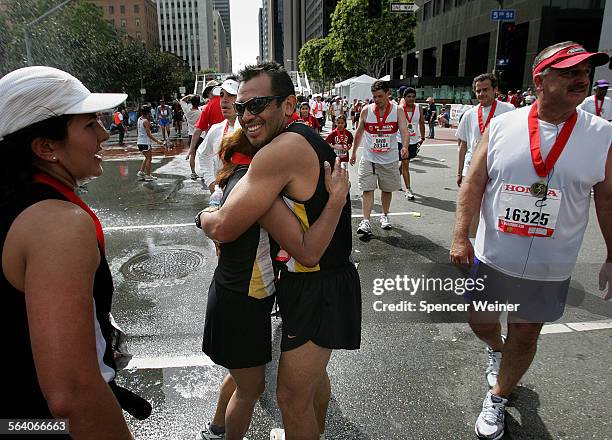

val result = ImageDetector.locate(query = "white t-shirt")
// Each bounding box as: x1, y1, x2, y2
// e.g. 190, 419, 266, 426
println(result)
475, 106, 612, 281
332, 102, 343, 116
197, 119, 239, 187
312, 101, 324, 118
578, 95, 612, 121
179, 100, 203, 135
456, 100, 515, 176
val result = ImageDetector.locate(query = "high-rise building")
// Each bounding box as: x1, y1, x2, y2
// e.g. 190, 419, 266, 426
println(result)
212, 9, 230, 72
212, 0, 232, 69
156, 0, 215, 72
303, 0, 338, 42
90, 0, 160, 49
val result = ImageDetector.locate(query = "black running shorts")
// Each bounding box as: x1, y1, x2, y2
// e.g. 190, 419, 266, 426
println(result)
138, 144, 151, 152
277, 264, 361, 352
202, 280, 275, 369
398, 142, 419, 161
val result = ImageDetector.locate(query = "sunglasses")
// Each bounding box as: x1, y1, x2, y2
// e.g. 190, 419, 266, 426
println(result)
233, 95, 287, 116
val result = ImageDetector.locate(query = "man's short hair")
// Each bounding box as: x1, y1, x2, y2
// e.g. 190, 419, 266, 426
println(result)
371, 80, 390, 93
403, 87, 417, 97
532, 41, 576, 72
190, 95, 201, 107
238, 61, 295, 98
472, 73, 498, 90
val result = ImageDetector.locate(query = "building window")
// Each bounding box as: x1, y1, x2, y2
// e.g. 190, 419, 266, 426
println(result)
108, 5, 114, 14
423, 1, 432, 20
443, 0, 453, 11
134, 4, 140, 13
120, 5, 125, 14
136, 18, 140, 27
121, 19, 126, 27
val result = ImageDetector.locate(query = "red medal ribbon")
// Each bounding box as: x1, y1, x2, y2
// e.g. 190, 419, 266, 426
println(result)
403, 104, 415, 126
478, 100, 498, 134
230, 152, 252, 165
337, 129, 346, 149
374, 101, 392, 134
528, 101, 577, 178
595, 97, 603, 117
33, 173, 106, 253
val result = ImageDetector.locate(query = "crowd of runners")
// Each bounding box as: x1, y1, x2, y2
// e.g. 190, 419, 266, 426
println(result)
0, 39, 611, 440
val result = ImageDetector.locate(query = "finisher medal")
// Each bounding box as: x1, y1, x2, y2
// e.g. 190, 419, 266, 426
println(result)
530, 181, 548, 198
408, 123, 413, 130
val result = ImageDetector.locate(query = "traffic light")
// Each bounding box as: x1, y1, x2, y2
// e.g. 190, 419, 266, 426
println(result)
499, 22, 516, 67
368, 0, 382, 19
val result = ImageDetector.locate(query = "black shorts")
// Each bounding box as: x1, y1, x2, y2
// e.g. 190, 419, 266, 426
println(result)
188, 135, 204, 150
137, 144, 151, 152
277, 264, 361, 352
398, 142, 419, 161
202, 280, 275, 369
464, 258, 570, 323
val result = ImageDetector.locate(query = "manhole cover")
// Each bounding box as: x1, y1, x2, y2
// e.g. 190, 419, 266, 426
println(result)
121, 248, 204, 281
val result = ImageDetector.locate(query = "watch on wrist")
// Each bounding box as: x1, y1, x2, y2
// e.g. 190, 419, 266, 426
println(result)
194, 209, 206, 229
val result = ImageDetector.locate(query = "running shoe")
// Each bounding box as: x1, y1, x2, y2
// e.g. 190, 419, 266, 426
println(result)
137, 171, 146, 180
270, 428, 285, 440
380, 214, 391, 230
475, 391, 507, 440
356, 219, 372, 236
485, 335, 506, 388
405, 189, 415, 201
190, 172, 199, 180
201, 422, 225, 439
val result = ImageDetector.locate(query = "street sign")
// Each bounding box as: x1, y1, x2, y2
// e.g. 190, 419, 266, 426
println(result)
391, 2, 419, 13
140, 88, 146, 95
491, 9, 516, 21
179, 86, 186, 94
496, 58, 510, 66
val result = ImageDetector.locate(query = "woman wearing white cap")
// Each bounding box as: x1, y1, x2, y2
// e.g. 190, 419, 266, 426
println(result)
0, 66, 136, 439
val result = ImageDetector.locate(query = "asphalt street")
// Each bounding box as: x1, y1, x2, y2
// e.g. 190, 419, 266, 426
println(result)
85, 123, 612, 440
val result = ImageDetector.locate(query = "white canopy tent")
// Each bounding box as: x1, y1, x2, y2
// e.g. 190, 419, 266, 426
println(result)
334, 74, 378, 103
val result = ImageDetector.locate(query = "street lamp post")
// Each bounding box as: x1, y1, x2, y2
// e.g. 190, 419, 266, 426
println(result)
492, 0, 504, 75
24, 0, 74, 65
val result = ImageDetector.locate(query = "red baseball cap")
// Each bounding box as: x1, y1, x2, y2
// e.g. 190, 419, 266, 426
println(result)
533, 43, 609, 78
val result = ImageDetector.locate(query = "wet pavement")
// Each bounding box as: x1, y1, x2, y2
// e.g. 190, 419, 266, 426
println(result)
85, 125, 612, 439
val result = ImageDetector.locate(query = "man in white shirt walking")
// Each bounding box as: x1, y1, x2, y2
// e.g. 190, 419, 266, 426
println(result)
579, 79, 612, 121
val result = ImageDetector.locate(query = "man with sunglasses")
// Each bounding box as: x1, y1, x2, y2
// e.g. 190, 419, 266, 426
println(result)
450, 42, 612, 440
199, 61, 360, 440
197, 77, 240, 190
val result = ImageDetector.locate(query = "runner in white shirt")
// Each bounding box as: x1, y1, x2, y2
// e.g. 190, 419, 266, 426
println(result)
197, 78, 240, 192
180, 94, 203, 180
450, 41, 612, 440
578, 79, 612, 121
311, 96, 324, 129
397, 87, 426, 200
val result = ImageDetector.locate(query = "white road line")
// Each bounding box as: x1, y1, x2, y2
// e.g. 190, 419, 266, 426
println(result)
127, 354, 215, 370
542, 319, 612, 335
104, 212, 423, 231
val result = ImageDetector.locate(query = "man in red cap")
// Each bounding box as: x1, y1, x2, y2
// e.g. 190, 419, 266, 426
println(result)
450, 41, 612, 439
579, 78, 611, 122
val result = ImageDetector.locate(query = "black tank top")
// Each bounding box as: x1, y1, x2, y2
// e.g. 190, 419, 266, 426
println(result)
281, 122, 352, 272
213, 166, 279, 298
0, 183, 116, 421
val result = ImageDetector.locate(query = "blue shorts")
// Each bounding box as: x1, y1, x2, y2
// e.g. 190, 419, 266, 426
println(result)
159, 118, 171, 127
464, 257, 569, 323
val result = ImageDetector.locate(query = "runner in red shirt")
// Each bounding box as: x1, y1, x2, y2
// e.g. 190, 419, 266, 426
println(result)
325, 114, 353, 162
189, 89, 225, 153
299, 102, 321, 132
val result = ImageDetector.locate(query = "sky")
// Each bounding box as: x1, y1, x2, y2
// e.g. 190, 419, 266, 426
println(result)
229, 0, 261, 73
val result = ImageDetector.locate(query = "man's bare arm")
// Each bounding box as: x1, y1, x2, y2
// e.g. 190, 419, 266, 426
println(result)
200, 133, 318, 243
397, 109, 410, 158
594, 146, 612, 300
419, 107, 426, 143
457, 139, 468, 187
450, 127, 490, 264
350, 107, 368, 164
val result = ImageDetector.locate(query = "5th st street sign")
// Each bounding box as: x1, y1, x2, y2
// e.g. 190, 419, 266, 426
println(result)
391, 2, 419, 13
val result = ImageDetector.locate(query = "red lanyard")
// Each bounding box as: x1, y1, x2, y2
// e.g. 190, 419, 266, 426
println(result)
528, 102, 577, 178
478, 100, 497, 134
403, 104, 415, 125
595, 97, 603, 117
33, 173, 105, 253
374, 102, 391, 133
223, 120, 230, 135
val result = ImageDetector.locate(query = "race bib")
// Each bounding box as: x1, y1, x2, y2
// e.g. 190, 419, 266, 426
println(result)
334, 145, 348, 158
371, 135, 391, 153
497, 183, 562, 238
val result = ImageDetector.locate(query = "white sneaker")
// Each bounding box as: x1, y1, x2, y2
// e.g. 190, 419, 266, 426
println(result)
380, 214, 391, 230
485, 335, 506, 388
356, 219, 372, 236
190, 172, 199, 180
405, 188, 415, 200
475, 391, 507, 440
137, 171, 145, 180
144, 175, 157, 181
269, 428, 285, 440
201, 422, 224, 439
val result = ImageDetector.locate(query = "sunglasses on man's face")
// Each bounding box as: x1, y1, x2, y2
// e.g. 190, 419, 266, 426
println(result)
233, 95, 287, 116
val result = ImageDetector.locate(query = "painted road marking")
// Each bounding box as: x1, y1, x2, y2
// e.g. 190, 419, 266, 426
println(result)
542, 319, 612, 335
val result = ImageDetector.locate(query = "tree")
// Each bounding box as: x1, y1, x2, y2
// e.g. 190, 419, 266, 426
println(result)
318, 40, 350, 93
299, 38, 326, 86
328, 0, 416, 78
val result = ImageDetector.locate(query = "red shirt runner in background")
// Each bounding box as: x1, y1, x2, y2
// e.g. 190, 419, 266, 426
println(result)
195, 95, 224, 133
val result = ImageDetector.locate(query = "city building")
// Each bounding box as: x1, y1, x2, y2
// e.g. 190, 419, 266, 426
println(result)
402, 0, 607, 91
155, 0, 215, 72
212, 0, 232, 70
212, 9, 230, 72
90, 0, 160, 49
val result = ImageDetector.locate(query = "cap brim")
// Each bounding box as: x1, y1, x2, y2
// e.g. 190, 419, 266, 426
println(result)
64, 92, 127, 114
551, 52, 610, 70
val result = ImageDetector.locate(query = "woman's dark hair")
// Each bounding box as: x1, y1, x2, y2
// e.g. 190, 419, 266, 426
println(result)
300, 102, 310, 110
0, 115, 74, 208
140, 105, 151, 116
403, 87, 417, 97
216, 128, 256, 188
